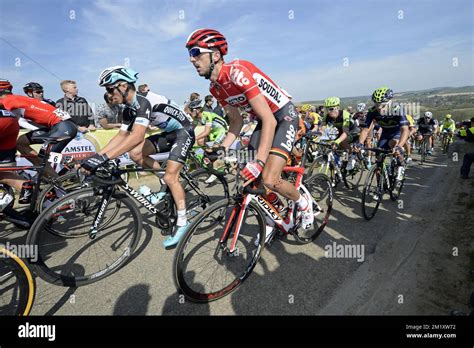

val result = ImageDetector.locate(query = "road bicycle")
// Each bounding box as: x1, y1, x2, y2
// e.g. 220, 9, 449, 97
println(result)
0, 247, 35, 316
173, 131, 333, 302
418, 133, 432, 165
0, 134, 84, 229
361, 147, 407, 220
440, 129, 453, 154
26, 160, 229, 286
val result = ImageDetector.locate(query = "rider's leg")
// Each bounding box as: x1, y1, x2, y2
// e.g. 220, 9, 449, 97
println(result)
261, 154, 299, 201
129, 139, 161, 170
0, 172, 25, 192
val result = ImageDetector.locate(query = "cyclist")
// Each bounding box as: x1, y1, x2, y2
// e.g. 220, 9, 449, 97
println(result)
186, 28, 315, 230
404, 113, 416, 162
195, 104, 228, 146
23, 82, 56, 107
321, 97, 357, 151
355, 87, 409, 183
416, 111, 437, 155
0, 79, 26, 206
439, 114, 456, 144
82, 66, 195, 248
0, 80, 77, 180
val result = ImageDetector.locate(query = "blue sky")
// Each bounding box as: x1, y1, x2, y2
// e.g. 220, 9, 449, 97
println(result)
1, 0, 472, 107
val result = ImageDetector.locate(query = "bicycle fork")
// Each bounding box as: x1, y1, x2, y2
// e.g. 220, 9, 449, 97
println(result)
89, 186, 114, 239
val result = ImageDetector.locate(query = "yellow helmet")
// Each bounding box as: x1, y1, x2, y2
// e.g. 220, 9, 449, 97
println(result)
445, 114, 452, 119
300, 104, 313, 112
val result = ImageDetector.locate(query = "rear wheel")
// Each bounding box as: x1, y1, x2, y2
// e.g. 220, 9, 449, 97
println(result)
292, 174, 333, 244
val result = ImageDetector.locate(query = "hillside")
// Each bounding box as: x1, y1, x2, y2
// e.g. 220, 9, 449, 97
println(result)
300, 86, 474, 121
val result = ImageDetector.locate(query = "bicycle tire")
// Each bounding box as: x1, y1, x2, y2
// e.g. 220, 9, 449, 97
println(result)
173, 198, 265, 302
0, 248, 35, 316
184, 168, 229, 231
361, 166, 383, 220
292, 173, 333, 244
26, 188, 142, 287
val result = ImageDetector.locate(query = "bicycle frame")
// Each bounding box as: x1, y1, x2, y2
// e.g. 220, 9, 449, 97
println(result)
221, 166, 308, 254
88, 166, 213, 237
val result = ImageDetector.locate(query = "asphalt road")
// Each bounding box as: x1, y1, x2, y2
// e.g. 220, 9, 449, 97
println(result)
1, 140, 472, 315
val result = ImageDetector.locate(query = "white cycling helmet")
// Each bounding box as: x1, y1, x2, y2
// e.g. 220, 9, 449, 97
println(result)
356, 103, 366, 113
98, 66, 139, 87
424, 111, 433, 118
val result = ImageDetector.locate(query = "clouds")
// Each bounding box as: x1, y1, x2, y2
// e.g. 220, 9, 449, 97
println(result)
0, 0, 472, 106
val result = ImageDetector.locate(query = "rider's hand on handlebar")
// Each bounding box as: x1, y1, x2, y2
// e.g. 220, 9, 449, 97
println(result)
241, 160, 264, 186
352, 142, 363, 152
80, 153, 109, 174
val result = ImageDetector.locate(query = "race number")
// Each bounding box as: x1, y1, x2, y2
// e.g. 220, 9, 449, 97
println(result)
48, 152, 63, 164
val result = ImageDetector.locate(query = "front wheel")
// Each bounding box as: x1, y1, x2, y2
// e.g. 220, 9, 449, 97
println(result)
173, 198, 265, 302
361, 166, 383, 220
26, 188, 142, 287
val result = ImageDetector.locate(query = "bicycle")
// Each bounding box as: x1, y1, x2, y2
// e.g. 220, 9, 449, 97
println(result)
361, 147, 407, 220
26, 160, 230, 286
308, 142, 369, 190
188, 145, 238, 184
0, 134, 85, 229
173, 131, 333, 302
418, 133, 432, 165
0, 247, 35, 316
441, 130, 453, 154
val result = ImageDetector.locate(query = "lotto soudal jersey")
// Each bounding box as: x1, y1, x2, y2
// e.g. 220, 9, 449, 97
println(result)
210, 59, 292, 116
120, 91, 193, 133
1, 94, 65, 128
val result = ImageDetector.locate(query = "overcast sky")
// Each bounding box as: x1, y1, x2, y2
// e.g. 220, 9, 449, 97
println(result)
1, 0, 472, 107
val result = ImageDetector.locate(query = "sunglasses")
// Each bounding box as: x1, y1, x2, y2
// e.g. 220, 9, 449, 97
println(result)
105, 83, 123, 94
327, 107, 338, 111
189, 47, 214, 57
33, 90, 44, 94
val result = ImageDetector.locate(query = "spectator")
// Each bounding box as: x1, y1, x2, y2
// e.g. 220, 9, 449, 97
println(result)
56, 80, 95, 133
22, 82, 56, 106
184, 92, 201, 115
203, 95, 214, 113
346, 105, 354, 115
213, 101, 225, 118
137, 84, 150, 96
96, 93, 123, 129
459, 117, 474, 179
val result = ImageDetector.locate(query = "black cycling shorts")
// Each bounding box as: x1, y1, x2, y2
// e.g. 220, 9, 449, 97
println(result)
248, 102, 299, 161
0, 148, 16, 166
25, 120, 77, 153
147, 127, 195, 165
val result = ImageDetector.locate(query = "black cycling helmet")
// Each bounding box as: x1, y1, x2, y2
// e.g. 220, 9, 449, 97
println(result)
23, 82, 43, 93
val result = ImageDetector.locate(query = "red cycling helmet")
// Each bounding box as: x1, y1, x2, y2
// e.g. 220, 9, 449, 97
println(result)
0, 79, 13, 94
186, 28, 228, 56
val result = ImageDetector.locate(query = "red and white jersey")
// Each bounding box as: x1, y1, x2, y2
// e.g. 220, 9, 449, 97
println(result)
1, 94, 66, 129
210, 59, 292, 116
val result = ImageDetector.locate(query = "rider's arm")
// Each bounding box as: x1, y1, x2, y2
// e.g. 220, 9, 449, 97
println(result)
221, 105, 243, 149
99, 125, 147, 159
196, 125, 212, 141
248, 94, 277, 163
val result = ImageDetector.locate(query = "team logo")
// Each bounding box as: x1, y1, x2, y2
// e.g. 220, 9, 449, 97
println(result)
226, 94, 246, 105
230, 67, 250, 87
280, 124, 296, 152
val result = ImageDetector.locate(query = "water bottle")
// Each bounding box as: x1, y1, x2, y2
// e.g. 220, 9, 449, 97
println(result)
138, 185, 159, 205
19, 180, 34, 204
267, 192, 283, 212
334, 153, 341, 168
396, 166, 405, 181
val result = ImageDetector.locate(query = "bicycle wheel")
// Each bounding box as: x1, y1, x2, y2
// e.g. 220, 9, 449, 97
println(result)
184, 169, 229, 231
342, 159, 365, 190
173, 198, 265, 302
361, 166, 383, 220
26, 188, 142, 287
37, 171, 83, 212
0, 248, 35, 316
293, 174, 333, 244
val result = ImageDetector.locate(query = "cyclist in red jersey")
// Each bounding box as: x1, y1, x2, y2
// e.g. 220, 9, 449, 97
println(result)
0, 79, 28, 205
186, 29, 314, 229
0, 83, 77, 178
